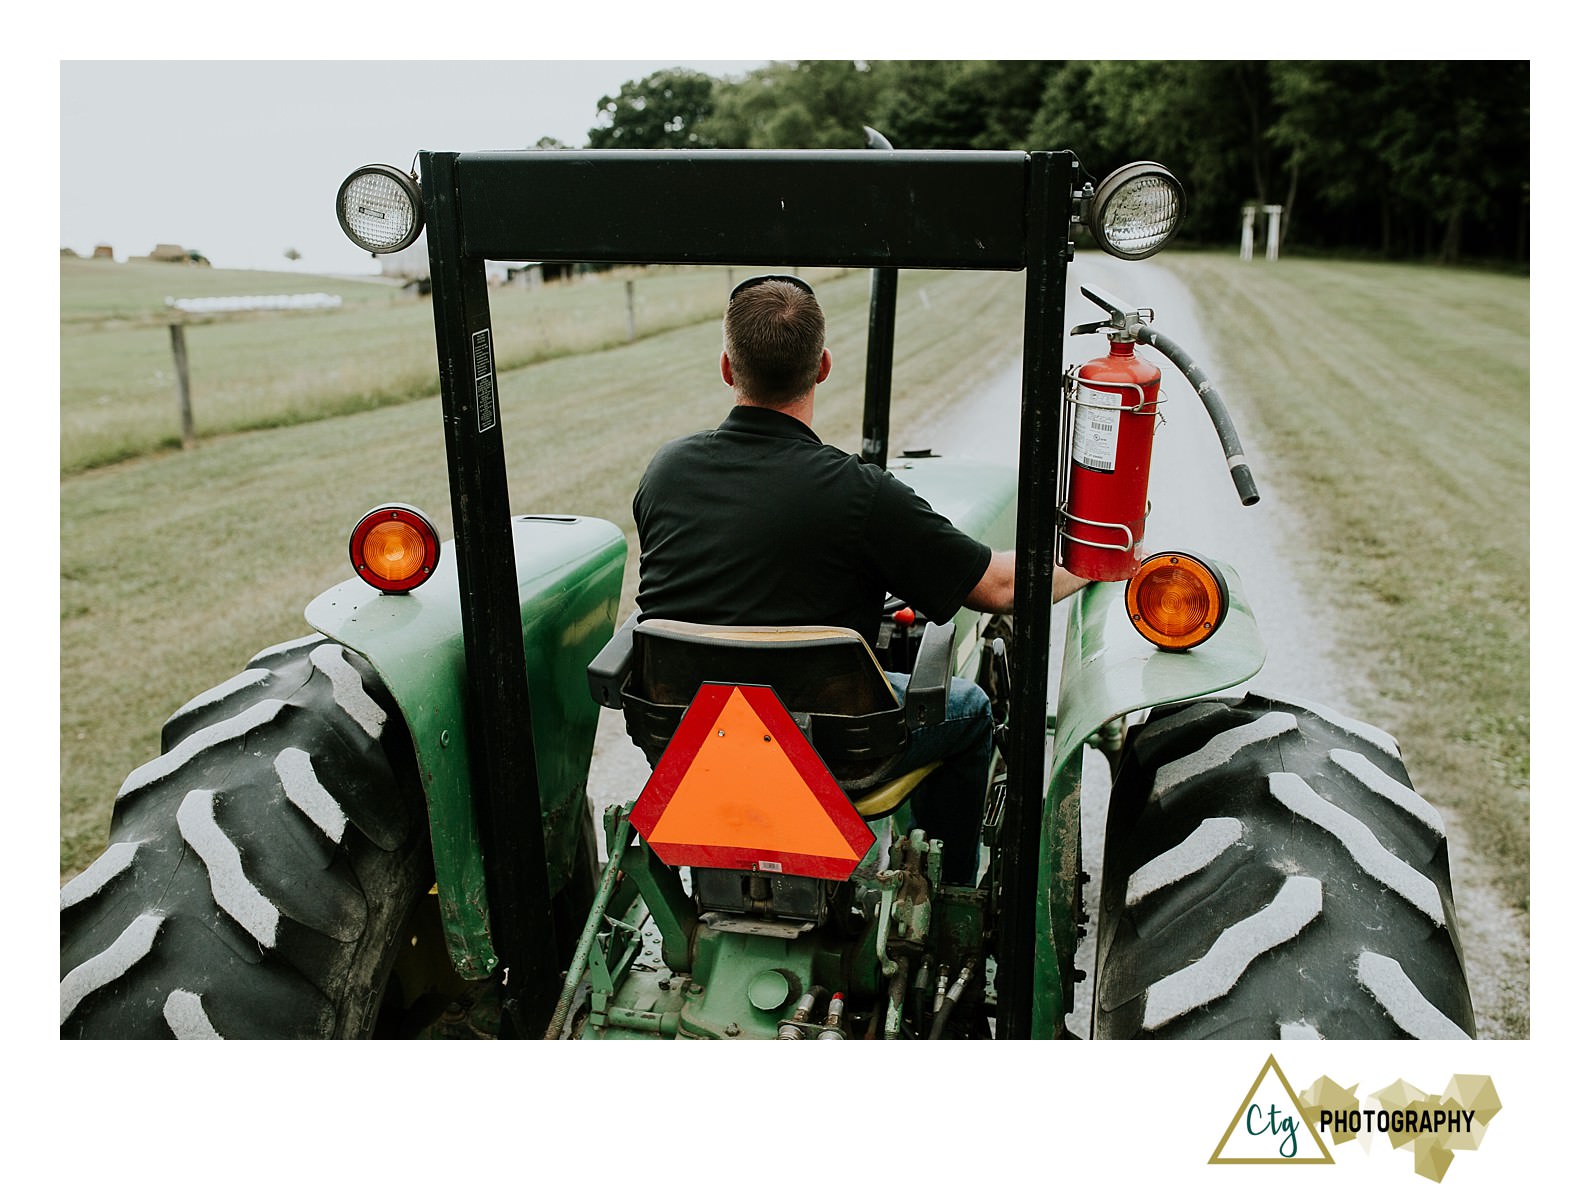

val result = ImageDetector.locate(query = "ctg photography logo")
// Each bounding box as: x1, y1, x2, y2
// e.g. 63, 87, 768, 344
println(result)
1209, 1055, 1333, 1165
1209, 1055, 1502, 1183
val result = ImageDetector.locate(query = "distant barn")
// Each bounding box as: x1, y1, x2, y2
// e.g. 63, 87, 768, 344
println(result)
376, 235, 432, 283
134, 243, 210, 266
377, 232, 580, 291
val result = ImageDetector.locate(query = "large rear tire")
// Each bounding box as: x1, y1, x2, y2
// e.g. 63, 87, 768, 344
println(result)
60, 633, 433, 1038
1092, 691, 1475, 1040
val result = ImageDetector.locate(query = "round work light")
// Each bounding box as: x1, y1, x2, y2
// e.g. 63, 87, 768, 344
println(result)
336, 165, 425, 254
1086, 162, 1185, 261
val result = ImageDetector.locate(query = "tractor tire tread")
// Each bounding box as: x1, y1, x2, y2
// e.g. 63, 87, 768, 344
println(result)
1093, 691, 1474, 1040
60, 633, 429, 1039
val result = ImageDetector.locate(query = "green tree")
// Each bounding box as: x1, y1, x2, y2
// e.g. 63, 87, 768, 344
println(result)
1371, 61, 1528, 262
1270, 61, 1528, 260
698, 61, 882, 148
574, 59, 1528, 262
588, 68, 719, 149
869, 61, 1059, 149
1028, 62, 1136, 168
1268, 61, 1390, 250
1030, 61, 1283, 244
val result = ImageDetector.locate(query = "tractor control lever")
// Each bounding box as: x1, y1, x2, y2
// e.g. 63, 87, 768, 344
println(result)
1074, 285, 1260, 507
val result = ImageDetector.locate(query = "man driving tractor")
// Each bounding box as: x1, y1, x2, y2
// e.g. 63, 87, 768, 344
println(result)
632, 274, 1087, 883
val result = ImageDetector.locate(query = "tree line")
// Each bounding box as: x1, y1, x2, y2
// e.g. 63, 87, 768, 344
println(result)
549, 61, 1527, 265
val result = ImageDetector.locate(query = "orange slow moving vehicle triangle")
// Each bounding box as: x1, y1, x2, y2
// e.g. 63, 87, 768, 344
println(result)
630, 683, 876, 880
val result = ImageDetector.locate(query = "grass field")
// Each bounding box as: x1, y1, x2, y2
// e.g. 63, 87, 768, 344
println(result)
60, 258, 843, 473
1164, 252, 1530, 916
59, 251, 1529, 959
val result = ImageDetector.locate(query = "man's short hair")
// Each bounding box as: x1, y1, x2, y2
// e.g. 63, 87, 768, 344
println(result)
723, 277, 826, 406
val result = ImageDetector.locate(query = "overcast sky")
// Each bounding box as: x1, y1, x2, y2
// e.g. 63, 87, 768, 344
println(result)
60, 60, 769, 276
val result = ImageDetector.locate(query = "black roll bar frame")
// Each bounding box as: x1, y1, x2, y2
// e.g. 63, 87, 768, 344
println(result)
419, 147, 1079, 1037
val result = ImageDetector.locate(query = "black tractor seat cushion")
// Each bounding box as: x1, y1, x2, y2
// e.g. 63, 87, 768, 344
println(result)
621, 619, 909, 790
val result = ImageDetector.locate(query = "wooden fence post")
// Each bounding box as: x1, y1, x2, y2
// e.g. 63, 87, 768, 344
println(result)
162, 294, 342, 451
168, 319, 195, 449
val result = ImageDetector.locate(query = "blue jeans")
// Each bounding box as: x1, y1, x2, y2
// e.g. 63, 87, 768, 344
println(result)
883, 672, 993, 886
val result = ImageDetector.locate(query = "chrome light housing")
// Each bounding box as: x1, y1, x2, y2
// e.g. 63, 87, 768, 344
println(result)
336, 165, 425, 254
1085, 162, 1185, 261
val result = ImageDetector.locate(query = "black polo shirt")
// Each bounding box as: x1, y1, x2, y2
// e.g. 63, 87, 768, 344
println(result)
633, 405, 992, 642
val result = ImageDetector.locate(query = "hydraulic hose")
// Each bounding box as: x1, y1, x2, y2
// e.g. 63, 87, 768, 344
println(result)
543, 834, 630, 1039
1133, 323, 1260, 507
779, 987, 827, 1040
928, 962, 978, 1040
816, 992, 847, 1040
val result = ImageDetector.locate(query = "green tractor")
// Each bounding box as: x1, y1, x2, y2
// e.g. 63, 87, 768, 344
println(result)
60, 141, 1474, 1040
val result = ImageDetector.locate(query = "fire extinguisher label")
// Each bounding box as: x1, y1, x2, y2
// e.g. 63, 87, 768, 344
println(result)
1072, 386, 1121, 472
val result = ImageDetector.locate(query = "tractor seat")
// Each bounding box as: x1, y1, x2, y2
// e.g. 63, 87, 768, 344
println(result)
588, 613, 952, 798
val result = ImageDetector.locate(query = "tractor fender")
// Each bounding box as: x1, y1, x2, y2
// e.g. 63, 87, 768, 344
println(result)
306, 514, 626, 978
887, 456, 1019, 672
1028, 559, 1266, 1035
1051, 560, 1265, 773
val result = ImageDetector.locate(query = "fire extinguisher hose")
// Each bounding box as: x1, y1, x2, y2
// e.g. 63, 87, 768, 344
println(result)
1134, 324, 1261, 507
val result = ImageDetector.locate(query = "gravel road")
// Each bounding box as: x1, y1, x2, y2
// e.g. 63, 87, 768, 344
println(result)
585, 254, 1526, 1039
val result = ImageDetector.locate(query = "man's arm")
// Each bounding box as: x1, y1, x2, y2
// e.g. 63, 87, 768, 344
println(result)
964, 549, 1089, 614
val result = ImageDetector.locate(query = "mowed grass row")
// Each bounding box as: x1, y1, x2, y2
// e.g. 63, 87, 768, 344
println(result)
1164, 252, 1530, 913
60, 265, 1027, 874
61, 258, 843, 473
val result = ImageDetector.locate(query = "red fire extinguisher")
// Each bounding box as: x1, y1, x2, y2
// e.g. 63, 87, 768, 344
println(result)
1061, 335, 1161, 581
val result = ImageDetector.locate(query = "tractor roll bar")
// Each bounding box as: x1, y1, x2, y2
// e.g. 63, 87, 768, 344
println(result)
860, 126, 901, 467
420, 148, 1079, 1038
453, 149, 1030, 267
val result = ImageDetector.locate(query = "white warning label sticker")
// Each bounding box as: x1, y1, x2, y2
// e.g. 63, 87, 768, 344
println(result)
472, 329, 497, 433
1071, 386, 1121, 473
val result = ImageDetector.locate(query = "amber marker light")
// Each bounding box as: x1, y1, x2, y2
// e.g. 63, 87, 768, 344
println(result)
1125, 552, 1229, 651
350, 505, 440, 594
